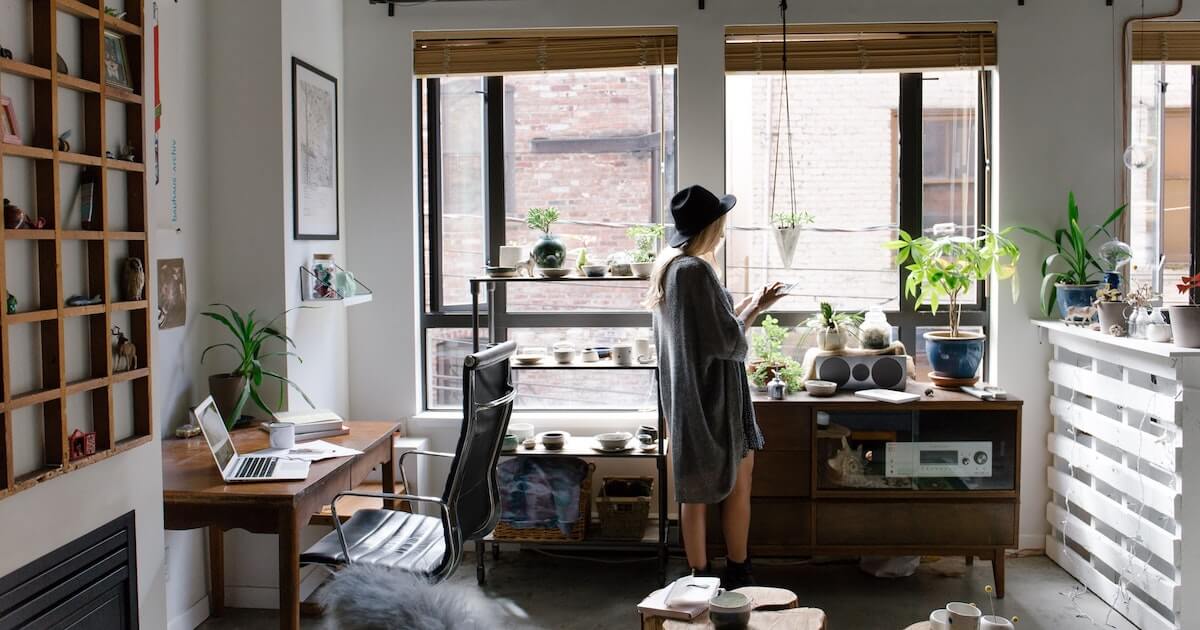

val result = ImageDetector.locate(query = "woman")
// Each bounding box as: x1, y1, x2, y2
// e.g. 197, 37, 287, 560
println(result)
646, 185, 785, 588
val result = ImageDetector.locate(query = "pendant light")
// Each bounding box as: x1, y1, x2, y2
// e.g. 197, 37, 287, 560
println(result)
1125, 0, 1156, 171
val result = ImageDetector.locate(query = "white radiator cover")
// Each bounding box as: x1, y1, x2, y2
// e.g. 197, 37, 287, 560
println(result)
1035, 321, 1200, 630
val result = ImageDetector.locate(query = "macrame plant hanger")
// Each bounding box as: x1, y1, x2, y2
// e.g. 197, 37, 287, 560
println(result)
768, 0, 804, 268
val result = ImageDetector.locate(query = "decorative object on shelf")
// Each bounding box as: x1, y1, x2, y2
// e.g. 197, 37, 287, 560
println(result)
522, 438, 536, 450
888, 224, 1019, 379
804, 379, 837, 397
749, 314, 803, 391
1097, 239, 1132, 291
4, 198, 38, 229
634, 331, 653, 363
498, 244, 526, 268
1123, 282, 1156, 339
859, 307, 892, 349
552, 343, 575, 365
509, 422, 535, 442
800, 301, 862, 352
201, 304, 315, 428
123, 257, 146, 301
6, 292, 15, 315
0, 96, 19, 144
1169, 272, 1200, 347
525, 206, 564, 268
292, 58, 339, 239
116, 142, 136, 161
484, 265, 519, 279
0, 46, 12, 60
68, 429, 97, 461
501, 433, 519, 453
66, 294, 102, 306
771, 210, 814, 269
1093, 284, 1127, 336
766, 373, 787, 400
607, 251, 633, 277
613, 343, 634, 366
594, 432, 632, 451
57, 130, 71, 152
539, 431, 567, 450
174, 423, 201, 439
537, 267, 571, 279
627, 224, 665, 278
581, 263, 606, 278
581, 348, 599, 363
111, 325, 138, 372
56, 53, 68, 75
1017, 192, 1124, 319
103, 30, 133, 89
333, 269, 356, 297
310, 253, 337, 298
79, 171, 96, 227
104, 6, 128, 19
157, 258, 187, 329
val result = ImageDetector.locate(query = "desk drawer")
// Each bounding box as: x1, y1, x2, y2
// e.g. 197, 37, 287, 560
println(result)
752, 450, 810, 497
708, 500, 812, 547
754, 404, 811, 450
815, 501, 1015, 546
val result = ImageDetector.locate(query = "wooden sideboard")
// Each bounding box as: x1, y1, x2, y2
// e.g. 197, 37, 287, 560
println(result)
706, 385, 1022, 595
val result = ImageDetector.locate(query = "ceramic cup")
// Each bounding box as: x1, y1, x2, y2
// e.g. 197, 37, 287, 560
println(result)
928, 609, 951, 630
267, 422, 296, 450
613, 343, 634, 366
498, 245, 526, 268
708, 590, 753, 630
509, 422, 535, 441
501, 434, 519, 452
541, 431, 567, 450
554, 348, 576, 364
552, 341, 574, 352
946, 602, 982, 629
980, 615, 1014, 630
581, 348, 600, 363
634, 337, 652, 362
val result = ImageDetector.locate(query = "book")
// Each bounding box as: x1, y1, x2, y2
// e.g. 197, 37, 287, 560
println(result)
854, 389, 920, 404
270, 409, 345, 434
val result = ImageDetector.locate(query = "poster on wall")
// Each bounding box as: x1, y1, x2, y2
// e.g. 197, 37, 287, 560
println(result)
157, 258, 187, 329
291, 57, 339, 240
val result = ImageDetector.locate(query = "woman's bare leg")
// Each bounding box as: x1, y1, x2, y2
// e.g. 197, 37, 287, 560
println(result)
721, 451, 755, 563
680, 503, 708, 571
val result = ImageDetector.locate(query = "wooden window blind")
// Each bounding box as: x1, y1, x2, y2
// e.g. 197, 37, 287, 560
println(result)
1132, 22, 1200, 63
413, 28, 677, 76
725, 23, 996, 73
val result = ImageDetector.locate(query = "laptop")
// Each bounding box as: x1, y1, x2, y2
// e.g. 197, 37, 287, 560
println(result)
192, 396, 310, 482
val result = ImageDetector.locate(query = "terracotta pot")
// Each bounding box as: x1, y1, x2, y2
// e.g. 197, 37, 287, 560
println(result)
1096, 301, 1129, 336
1168, 305, 1200, 348
208, 373, 249, 427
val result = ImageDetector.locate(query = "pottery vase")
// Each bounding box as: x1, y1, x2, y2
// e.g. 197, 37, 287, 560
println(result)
1055, 283, 1100, 322
924, 330, 985, 379
208, 373, 250, 427
1096, 301, 1129, 337
532, 233, 566, 269
817, 328, 846, 351
1169, 305, 1200, 348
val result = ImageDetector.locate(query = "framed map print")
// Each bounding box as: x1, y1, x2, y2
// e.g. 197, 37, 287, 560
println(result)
291, 58, 339, 240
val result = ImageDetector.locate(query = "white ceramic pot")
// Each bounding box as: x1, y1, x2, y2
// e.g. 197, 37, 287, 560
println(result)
929, 609, 951, 630
818, 328, 846, 351
946, 602, 982, 628
980, 615, 1014, 630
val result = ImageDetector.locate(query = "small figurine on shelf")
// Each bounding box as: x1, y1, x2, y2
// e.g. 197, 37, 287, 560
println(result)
57, 130, 71, 152
3, 198, 45, 229
68, 429, 97, 461
112, 325, 137, 372
117, 143, 136, 161
66, 294, 103, 306
6, 292, 15, 315
123, 257, 146, 300
0, 46, 13, 60
105, 150, 114, 159
56, 53, 68, 75
104, 6, 128, 19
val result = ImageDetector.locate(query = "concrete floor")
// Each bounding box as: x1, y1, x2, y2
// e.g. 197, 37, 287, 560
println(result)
197, 553, 1136, 629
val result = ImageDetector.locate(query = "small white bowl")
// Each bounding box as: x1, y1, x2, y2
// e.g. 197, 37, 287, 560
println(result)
540, 431, 569, 450
631, 262, 654, 278
594, 431, 632, 451
805, 380, 838, 397
554, 349, 576, 364
538, 267, 572, 279
509, 422, 535, 441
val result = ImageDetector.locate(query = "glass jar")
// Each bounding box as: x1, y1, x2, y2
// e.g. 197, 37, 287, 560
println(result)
859, 308, 893, 350
311, 253, 337, 299
1128, 306, 1151, 339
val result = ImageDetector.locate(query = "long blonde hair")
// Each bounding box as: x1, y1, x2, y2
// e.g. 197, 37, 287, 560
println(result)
643, 215, 727, 310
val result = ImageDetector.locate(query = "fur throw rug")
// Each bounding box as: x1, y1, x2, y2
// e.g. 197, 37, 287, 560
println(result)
318, 565, 522, 630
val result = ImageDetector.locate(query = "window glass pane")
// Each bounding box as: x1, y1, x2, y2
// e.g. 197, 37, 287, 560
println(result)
508, 328, 657, 410
502, 68, 676, 312
725, 73, 901, 313
425, 328, 487, 409
439, 77, 487, 308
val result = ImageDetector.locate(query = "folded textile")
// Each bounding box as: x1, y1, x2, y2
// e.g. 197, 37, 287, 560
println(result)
498, 457, 590, 535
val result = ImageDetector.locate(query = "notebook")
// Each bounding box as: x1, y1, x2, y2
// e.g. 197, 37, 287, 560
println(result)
854, 389, 920, 404
262, 409, 345, 434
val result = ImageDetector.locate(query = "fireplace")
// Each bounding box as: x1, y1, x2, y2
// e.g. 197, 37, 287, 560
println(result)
0, 511, 138, 629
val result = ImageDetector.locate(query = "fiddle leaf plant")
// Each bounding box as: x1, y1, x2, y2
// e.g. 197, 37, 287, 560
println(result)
201, 304, 315, 428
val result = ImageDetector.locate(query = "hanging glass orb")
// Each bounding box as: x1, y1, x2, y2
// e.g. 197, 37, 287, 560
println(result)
1098, 239, 1133, 271
1123, 143, 1155, 170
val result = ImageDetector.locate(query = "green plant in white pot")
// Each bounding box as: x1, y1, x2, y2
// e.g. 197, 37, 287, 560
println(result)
627, 224, 665, 278
886, 226, 1020, 379
799, 302, 862, 352
1169, 273, 1200, 348
201, 304, 315, 428
1093, 285, 1128, 337
771, 209, 814, 269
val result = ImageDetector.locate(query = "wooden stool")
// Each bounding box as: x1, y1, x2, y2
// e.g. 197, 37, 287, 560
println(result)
641, 587, 826, 630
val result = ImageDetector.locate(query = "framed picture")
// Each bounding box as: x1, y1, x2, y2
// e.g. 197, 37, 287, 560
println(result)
0, 96, 20, 145
103, 31, 133, 90
291, 57, 339, 240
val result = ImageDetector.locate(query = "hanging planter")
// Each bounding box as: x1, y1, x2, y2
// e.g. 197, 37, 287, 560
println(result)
765, 3, 814, 270
771, 211, 812, 269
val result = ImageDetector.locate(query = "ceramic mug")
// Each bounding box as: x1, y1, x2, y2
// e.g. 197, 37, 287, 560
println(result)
928, 609, 951, 630
979, 615, 1014, 630
501, 434, 519, 452
554, 348, 576, 364
267, 422, 296, 450
946, 602, 982, 628
613, 343, 634, 366
634, 337, 652, 362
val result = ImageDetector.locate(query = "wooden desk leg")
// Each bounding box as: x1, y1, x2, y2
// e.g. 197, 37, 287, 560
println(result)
992, 550, 1006, 598
382, 442, 397, 511
208, 527, 225, 617
279, 513, 302, 630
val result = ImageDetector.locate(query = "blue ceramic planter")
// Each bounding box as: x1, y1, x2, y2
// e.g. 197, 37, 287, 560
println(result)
924, 332, 984, 379
1055, 283, 1100, 321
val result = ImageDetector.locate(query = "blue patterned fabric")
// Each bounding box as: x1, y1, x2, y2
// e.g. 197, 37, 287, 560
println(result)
497, 457, 590, 535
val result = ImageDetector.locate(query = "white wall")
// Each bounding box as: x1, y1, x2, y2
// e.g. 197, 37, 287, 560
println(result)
344, 0, 1183, 552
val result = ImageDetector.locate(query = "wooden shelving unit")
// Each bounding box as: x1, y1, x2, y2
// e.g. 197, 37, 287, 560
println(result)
0, 0, 151, 500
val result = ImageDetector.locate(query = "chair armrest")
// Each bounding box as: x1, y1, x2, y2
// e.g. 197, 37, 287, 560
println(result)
328, 491, 451, 564
397, 450, 455, 494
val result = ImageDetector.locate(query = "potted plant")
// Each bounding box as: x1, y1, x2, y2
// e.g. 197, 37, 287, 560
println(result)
627, 224, 665, 278
526, 207, 565, 269
1169, 273, 1200, 348
1018, 192, 1125, 320
1097, 239, 1133, 291
798, 302, 862, 352
749, 315, 803, 391
771, 210, 814, 269
201, 304, 315, 428
887, 226, 1020, 379
1093, 285, 1127, 337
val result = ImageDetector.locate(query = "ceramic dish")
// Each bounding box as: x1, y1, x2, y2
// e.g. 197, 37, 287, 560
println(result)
804, 380, 838, 397
538, 267, 572, 279
631, 262, 654, 278
485, 266, 520, 278
537, 431, 570, 450
581, 264, 607, 278
591, 445, 634, 454
594, 431, 632, 450
513, 354, 544, 366
590, 346, 612, 359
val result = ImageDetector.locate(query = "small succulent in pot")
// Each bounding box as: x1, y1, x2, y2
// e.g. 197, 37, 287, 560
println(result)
771, 210, 814, 269
798, 302, 862, 352
628, 224, 665, 278
526, 207, 566, 268
1169, 273, 1200, 348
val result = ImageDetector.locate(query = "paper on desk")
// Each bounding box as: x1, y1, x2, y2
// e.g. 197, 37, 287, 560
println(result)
255, 440, 362, 461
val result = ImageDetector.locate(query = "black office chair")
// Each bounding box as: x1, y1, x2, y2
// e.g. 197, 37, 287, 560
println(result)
301, 340, 517, 582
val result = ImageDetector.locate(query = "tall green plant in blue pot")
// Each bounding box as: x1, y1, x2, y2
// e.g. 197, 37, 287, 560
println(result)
527, 207, 566, 269
886, 226, 1020, 380
1017, 192, 1125, 322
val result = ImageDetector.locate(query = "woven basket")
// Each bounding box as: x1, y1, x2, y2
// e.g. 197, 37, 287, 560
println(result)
595, 476, 653, 540
492, 462, 594, 542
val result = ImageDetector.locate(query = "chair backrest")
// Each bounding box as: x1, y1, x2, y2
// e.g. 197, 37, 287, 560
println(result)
442, 340, 516, 547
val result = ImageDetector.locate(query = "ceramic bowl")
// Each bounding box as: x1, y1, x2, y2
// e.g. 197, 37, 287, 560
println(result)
631, 262, 654, 278
594, 431, 632, 451
540, 431, 569, 450
538, 267, 572, 279
513, 354, 544, 366
501, 434, 519, 452
554, 349, 576, 364
484, 266, 520, 278
805, 380, 838, 397
509, 422, 535, 441
581, 349, 600, 363
708, 591, 753, 630
581, 264, 607, 278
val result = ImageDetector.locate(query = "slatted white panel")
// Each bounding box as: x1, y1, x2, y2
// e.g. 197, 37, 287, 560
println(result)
1035, 322, 1200, 630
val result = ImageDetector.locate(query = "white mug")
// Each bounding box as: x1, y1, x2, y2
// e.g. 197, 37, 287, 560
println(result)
929, 609, 951, 630
946, 602, 982, 629
498, 245, 526, 268
634, 337, 652, 361
613, 343, 634, 366
267, 422, 296, 450
979, 616, 1014, 630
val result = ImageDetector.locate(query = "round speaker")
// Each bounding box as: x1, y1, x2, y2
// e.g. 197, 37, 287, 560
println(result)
871, 357, 905, 389
818, 357, 850, 386
851, 363, 870, 381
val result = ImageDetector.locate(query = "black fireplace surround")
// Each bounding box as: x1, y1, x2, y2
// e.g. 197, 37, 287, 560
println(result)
0, 511, 138, 629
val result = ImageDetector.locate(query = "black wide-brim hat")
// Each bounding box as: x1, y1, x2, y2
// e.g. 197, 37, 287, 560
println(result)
667, 185, 737, 248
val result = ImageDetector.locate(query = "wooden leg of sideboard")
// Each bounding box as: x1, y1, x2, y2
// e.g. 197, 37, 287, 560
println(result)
992, 550, 1006, 598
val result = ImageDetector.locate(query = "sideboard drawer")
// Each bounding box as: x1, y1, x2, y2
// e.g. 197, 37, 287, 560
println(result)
814, 502, 1015, 547
754, 404, 811, 450
753, 450, 811, 497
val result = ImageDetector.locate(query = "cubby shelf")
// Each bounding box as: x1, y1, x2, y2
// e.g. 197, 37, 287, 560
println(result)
0, 0, 152, 502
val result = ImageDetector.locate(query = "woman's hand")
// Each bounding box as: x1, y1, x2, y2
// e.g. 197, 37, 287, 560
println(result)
741, 282, 787, 323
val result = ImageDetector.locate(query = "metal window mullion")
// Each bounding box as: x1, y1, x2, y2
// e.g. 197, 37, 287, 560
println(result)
484, 75, 508, 344
1191, 66, 1200, 288
898, 73, 924, 350
426, 78, 444, 312
972, 69, 992, 311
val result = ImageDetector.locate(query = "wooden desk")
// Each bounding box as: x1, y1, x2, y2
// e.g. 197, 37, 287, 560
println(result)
162, 420, 400, 630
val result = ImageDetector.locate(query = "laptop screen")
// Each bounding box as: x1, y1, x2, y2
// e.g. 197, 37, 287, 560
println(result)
197, 402, 236, 471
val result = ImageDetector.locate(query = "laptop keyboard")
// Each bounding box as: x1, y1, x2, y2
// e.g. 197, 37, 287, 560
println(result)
234, 457, 277, 479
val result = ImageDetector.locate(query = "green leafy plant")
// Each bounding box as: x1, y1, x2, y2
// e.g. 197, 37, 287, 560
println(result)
1094, 284, 1122, 303
887, 226, 1020, 337
1178, 273, 1200, 305
627, 225, 666, 263
1017, 192, 1125, 316
201, 304, 314, 427
526, 207, 560, 234
771, 210, 814, 229
798, 302, 862, 343
749, 314, 803, 390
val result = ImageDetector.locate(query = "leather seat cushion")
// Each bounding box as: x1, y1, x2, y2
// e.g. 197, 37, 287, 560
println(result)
301, 509, 447, 575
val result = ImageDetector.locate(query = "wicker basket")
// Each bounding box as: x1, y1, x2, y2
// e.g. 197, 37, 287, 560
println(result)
492, 462, 594, 542
595, 476, 654, 540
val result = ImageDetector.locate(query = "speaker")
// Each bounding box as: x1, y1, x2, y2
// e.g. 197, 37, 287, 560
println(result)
814, 354, 908, 391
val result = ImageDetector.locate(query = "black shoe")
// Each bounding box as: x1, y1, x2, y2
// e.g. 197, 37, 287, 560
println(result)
690, 563, 719, 579
722, 557, 756, 590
